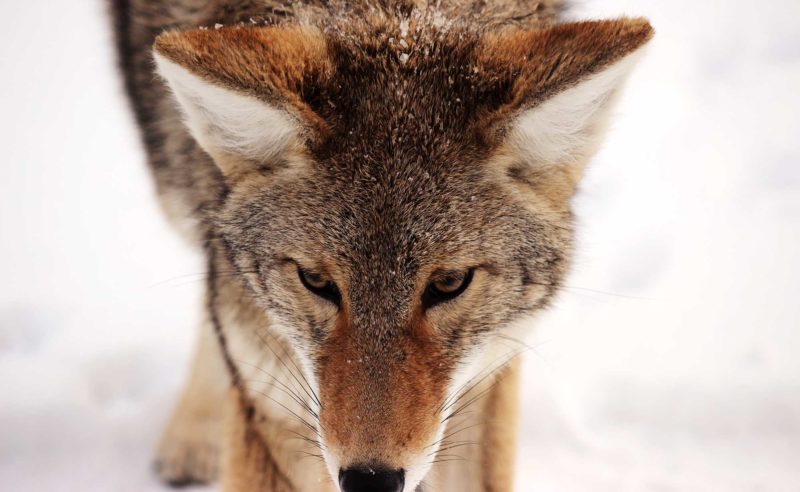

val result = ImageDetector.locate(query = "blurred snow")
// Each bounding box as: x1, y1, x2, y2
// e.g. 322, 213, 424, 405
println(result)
0, 1, 798, 491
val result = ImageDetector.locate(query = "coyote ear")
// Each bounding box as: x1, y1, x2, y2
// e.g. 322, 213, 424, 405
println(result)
481, 18, 653, 181
153, 25, 332, 177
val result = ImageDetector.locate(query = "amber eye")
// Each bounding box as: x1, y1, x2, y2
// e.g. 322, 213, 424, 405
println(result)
422, 269, 475, 309
298, 268, 341, 306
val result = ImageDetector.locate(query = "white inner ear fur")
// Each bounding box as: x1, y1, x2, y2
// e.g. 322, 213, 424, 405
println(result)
510, 49, 645, 169
154, 54, 299, 165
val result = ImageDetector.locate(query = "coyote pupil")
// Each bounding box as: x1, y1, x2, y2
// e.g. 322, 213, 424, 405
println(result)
110, 0, 652, 490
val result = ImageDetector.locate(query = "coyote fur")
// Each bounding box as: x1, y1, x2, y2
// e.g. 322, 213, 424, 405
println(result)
109, 0, 652, 490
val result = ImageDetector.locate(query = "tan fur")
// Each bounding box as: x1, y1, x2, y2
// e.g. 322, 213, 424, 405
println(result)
481, 360, 521, 491
155, 318, 228, 485
424, 360, 520, 491
222, 388, 295, 492
109, 0, 652, 489
214, 248, 340, 492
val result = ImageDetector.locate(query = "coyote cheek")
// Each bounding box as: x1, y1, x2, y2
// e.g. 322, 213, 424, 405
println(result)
316, 316, 451, 488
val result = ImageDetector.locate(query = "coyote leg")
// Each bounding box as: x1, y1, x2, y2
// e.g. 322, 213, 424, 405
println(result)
155, 317, 230, 486
429, 359, 521, 491
481, 359, 521, 492
220, 387, 296, 492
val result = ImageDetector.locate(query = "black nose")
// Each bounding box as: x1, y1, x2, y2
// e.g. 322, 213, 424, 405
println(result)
339, 466, 404, 492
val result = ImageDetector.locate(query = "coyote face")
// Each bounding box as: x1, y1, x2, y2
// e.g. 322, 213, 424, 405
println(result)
213, 105, 571, 484
151, 11, 652, 490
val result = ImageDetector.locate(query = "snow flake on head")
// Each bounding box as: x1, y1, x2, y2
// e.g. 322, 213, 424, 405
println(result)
399, 18, 409, 38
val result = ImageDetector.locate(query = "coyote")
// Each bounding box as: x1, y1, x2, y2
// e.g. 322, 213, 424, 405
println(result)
110, 1, 651, 490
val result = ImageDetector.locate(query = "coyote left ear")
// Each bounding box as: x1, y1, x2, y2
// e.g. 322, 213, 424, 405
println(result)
480, 18, 653, 181
153, 25, 333, 177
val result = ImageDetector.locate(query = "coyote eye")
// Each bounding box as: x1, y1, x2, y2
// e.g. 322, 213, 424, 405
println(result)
298, 267, 341, 306
422, 268, 475, 309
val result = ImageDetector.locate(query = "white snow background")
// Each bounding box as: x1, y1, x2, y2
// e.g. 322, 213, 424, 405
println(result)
1, 0, 798, 490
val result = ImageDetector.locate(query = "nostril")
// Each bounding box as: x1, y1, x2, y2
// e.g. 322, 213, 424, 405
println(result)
339, 466, 404, 492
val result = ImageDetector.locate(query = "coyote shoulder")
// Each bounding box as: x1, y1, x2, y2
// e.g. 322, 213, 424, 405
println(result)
110, 0, 651, 490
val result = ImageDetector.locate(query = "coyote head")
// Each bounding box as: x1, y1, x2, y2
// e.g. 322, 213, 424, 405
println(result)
155, 13, 651, 491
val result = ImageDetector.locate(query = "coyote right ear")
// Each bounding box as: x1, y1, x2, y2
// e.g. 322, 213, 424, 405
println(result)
478, 18, 653, 186
153, 25, 333, 177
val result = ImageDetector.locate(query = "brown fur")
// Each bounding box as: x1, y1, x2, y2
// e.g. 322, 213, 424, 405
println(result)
154, 25, 334, 137
109, 0, 651, 490
318, 314, 450, 470
108, 0, 570, 241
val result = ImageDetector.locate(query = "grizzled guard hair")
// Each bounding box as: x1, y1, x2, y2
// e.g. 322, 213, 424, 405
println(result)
109, 0, 652, 490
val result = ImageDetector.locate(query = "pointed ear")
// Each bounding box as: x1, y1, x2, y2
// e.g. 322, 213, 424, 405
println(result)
153, 25, 333, 177
479, 18, 653, 181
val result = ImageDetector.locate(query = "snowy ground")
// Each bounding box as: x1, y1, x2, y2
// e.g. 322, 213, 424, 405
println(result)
1, 1, 799, 491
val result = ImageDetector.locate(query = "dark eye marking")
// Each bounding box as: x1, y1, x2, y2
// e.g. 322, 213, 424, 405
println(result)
298, 267, 341, 307
422, 268, 475, 310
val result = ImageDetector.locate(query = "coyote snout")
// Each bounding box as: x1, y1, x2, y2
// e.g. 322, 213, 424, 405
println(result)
317, 318, 452, 490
